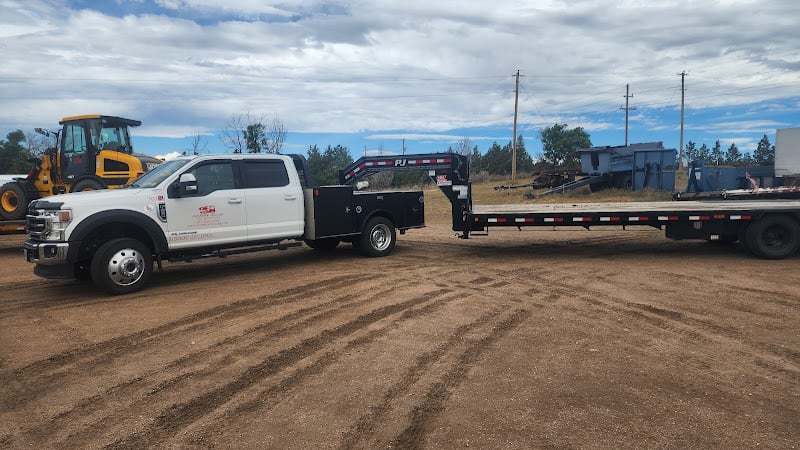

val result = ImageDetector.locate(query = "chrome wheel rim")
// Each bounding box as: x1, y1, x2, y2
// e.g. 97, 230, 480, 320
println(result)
106, 248, 145, 286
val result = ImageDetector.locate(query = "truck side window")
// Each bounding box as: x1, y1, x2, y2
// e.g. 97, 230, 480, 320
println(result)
243, 160, 290, 188
188, 161, 235, 196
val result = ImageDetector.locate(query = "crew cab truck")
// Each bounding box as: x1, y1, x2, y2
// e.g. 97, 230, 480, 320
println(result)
24, 153, 424, 294
340, 153, 800, 260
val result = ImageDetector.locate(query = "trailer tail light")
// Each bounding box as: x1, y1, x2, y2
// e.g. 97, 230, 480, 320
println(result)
713, 214, 726, 219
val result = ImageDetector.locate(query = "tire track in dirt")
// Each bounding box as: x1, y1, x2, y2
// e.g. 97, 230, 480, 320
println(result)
11, 260, 473, 447
505, 268, 800, 386
391, 309, 532, 449
443, 264, 800, 390
18, 281, 405, 447
0, 272, 380, 412
105, 287, 456, 449
335, 306, 512, 449
185, 291, 476, 446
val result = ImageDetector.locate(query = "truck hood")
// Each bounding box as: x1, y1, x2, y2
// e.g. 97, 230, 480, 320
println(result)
28, 187, 158, 210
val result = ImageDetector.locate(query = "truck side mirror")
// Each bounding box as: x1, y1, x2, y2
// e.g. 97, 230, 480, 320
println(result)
179, 173, 198, 196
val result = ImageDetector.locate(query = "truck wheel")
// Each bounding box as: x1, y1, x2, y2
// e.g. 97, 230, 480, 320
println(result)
359, 216, 396, 257
305, 238, 340, 251
0, 182, 28, 220
71, 178, 106, 192
745, 215, 800, 260
90, 238, 153, 294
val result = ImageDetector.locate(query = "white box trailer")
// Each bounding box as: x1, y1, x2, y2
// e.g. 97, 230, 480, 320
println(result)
776, 127, 800, 180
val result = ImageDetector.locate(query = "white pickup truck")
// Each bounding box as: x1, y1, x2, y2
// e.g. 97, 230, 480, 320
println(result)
23, 153, 425, 294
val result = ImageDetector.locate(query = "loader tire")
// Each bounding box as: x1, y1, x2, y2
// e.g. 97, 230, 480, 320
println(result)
71, 178, 106, 192
0, 182, 30, 220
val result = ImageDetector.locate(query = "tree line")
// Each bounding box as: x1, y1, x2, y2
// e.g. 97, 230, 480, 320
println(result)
684, 135, 775, 167
0, 118, 780, 184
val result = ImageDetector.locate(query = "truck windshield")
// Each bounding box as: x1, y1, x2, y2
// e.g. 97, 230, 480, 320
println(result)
129, 159, 192, 188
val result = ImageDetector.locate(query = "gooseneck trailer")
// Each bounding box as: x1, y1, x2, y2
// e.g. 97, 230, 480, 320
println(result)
341, 153, 800, 260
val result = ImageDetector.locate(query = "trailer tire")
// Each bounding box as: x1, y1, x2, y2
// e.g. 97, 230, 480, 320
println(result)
305, 238, 340, 251
0, 182, 29, 220
358, 216, 396, 257
745, 215, 799, 260
91, 238, 152, 294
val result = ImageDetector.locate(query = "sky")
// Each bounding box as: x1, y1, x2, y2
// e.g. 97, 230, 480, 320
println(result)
1, 0, 798, 163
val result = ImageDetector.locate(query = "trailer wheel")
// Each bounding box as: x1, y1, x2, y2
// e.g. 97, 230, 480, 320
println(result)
0, 182, 29, 220
305, 238, 340, 251
745, 215, 800, 260
90, 238, 153, 294
359, 216, 396, 257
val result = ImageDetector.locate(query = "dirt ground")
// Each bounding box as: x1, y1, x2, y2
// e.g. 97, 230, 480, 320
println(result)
0, 219, 799, 449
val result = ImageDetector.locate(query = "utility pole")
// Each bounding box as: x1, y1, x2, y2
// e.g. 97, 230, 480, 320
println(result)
620, 84, 636, 146
679, 71, 687, 168
512, 69, 520, 184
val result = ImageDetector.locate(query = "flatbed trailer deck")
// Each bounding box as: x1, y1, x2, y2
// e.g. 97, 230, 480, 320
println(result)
341, 153, 800, 260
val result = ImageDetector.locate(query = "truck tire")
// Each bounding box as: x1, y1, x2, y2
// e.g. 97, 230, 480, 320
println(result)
358, 216, 396, 257
0, 181, 29, 220
305, 238, 340, 251
90, 238, 153, 294
745, 215, 800, 260
71, 178, 106, 192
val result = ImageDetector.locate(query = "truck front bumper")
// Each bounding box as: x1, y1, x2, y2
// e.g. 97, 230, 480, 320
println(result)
24, 240, 70, 265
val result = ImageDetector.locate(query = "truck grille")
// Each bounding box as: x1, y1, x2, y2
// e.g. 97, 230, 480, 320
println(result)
26, 211, 50, 237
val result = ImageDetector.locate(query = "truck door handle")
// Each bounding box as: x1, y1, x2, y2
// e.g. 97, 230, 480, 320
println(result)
228, 198, 243, 204
284, 195, 298, 201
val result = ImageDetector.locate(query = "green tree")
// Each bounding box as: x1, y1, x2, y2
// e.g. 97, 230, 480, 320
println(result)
754, 134, 775, 164
539, 123, 591, 168
469, 145, 483, 172
245, 123, 267, 154
725, 143, 742, 165
481, 137, 534, 175
684, 141, 698, 162
710, 140, 723, 166
0, 130, 33, 174
307, 144, 354, 185
697, 143, 710, 164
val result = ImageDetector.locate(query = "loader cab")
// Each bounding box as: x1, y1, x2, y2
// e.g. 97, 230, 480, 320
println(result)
57, 115, 149, 190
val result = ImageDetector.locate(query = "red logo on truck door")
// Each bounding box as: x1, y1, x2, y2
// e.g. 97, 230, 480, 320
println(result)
199, 205, 216, 215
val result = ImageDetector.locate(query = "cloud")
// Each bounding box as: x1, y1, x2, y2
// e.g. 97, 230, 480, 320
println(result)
0, 0, 797, 151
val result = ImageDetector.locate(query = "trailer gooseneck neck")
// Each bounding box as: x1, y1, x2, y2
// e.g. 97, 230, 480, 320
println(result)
340, 153, 475, 235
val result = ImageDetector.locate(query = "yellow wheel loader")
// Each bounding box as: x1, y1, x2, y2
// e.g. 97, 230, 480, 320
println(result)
0, 115, 162, 220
